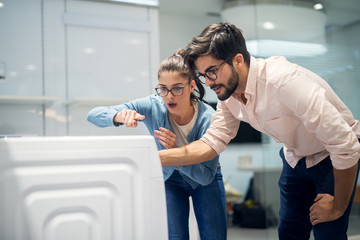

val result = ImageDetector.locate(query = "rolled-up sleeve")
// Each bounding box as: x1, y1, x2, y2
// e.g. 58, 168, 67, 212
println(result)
201, 101, 240, 154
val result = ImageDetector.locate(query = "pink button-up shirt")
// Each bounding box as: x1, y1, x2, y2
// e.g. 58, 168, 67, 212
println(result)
202, 56, 360, 169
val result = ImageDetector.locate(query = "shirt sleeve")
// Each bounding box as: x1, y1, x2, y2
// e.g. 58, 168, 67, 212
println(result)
277, 67, 360, 169
87, 96, 154, 128
87, 105, 126, 127
201, 100, 241, 154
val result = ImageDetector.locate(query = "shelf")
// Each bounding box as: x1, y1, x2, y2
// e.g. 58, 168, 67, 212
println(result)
0, 95, 61, 105
0, 96, 129, 106
64, 97, 128, 106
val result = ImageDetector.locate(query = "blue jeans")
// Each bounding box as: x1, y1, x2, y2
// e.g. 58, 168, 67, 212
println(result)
165, 169, 227, 240
278, 147, 360, 240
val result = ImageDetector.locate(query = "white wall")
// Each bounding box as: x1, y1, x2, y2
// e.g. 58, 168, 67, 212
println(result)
0, 0, 159, 137
159, 13, 220, 65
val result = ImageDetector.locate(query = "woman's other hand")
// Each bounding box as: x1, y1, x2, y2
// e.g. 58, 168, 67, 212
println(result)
154, 127, 177, 149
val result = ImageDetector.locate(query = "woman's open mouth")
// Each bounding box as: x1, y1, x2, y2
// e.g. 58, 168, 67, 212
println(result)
167, 102, 177, 109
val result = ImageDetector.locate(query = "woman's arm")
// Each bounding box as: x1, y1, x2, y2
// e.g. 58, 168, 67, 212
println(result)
113, 109, 145, 127
87, 106, 122, 127
87, 96, 153, 128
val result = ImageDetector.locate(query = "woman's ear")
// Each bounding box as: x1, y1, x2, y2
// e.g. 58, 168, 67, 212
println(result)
190, 79, 196, 92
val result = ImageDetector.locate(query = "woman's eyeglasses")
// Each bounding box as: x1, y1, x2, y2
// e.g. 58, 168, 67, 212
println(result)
155, 82, 189, 97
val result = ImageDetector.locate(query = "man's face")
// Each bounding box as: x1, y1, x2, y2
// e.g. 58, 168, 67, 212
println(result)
195, 55, 238, 101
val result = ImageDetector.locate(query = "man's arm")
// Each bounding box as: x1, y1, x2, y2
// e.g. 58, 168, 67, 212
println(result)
159, 139, 218, 166
310, 162, 359, 225
333, 162, 359, 212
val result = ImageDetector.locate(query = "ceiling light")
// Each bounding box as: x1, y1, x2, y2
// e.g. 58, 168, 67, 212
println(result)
262, 21, 275, 30
107, 0, 158, 6
313, 3, 323, 10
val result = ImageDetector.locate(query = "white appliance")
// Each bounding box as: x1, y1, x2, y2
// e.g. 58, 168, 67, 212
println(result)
0, 135, 167, 240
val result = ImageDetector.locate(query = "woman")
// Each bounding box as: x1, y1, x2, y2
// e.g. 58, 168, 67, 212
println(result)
87, 49, 227, 240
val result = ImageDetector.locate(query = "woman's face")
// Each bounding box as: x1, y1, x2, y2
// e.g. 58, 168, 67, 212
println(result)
157, 71, 195, 115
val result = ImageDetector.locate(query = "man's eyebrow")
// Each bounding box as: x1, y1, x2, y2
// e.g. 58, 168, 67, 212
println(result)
197, 65, 216, 74
205, 64, 217, 72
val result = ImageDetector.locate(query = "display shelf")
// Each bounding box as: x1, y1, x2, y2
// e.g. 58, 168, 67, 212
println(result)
0, 95, 60, 105
64, 97, 128, 106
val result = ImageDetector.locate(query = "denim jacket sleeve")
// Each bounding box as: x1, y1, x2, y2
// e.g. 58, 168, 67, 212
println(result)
87, 96, 157, 128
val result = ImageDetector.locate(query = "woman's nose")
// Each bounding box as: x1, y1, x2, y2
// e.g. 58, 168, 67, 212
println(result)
167, 91, 175, 99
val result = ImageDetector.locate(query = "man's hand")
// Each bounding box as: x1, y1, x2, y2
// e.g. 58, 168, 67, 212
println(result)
309, 162, 359, 226
115, 109, 145, 127
309, 193, 342, 226
154, 127, 177, 149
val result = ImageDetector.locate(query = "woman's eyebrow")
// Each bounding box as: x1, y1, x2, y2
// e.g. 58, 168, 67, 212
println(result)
158, 83, 184, 87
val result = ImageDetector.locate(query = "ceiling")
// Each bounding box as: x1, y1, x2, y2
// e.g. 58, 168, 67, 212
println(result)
158, 0, 360, 32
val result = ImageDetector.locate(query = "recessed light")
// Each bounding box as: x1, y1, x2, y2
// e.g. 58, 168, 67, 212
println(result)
314, 3, 323, 10
262, 21, 275, 30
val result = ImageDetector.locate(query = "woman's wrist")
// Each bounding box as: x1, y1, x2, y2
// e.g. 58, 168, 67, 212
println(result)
113, 112, 123, 126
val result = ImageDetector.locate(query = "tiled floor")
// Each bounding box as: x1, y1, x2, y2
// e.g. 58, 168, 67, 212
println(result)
227, 226, 267, 240
227, 214, 360, 240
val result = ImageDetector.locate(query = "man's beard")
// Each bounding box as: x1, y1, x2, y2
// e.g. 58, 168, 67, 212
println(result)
211, 68, 239, 101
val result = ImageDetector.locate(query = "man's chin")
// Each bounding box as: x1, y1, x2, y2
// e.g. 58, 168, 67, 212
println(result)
217, 93, 231, 101
216, 88, 234, 101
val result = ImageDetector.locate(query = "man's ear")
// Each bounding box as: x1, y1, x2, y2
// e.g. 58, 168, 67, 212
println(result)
233, 53, 244, 66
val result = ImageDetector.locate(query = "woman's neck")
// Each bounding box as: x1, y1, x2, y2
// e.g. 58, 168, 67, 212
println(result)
170, 102, 195, 126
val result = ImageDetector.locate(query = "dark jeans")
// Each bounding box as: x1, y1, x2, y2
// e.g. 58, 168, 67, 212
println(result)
165, 169, 227, 240
278, 147, 360, 240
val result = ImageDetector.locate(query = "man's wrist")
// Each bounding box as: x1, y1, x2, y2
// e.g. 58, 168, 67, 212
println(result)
333, 200, 347, 218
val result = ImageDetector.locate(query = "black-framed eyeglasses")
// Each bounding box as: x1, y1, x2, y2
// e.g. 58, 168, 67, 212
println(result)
155, 82, 189, 97
196, 58, 231, 83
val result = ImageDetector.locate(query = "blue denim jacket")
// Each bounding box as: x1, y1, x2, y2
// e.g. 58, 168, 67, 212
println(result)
87, 95, 220, 189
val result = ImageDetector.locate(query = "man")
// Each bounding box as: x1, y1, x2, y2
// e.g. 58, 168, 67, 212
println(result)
158, 22, 360, 240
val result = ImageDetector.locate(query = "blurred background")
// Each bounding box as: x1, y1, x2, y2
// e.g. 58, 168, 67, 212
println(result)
1, 0, 359, 239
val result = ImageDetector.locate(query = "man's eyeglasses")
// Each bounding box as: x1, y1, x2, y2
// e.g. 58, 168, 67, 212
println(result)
155, 82, 189, 97
196, 58, 231, 83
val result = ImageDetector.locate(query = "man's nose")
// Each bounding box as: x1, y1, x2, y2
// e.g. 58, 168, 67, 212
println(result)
205, 77, 213, 87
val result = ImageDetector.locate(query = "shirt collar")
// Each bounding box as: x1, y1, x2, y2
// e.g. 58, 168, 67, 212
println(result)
244, 56, 258, 96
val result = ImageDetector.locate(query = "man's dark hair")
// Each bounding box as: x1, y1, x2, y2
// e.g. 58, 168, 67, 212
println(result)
184, 22, 250, 77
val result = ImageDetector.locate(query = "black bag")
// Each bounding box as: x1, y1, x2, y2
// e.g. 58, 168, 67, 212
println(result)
232, 202, 266, 228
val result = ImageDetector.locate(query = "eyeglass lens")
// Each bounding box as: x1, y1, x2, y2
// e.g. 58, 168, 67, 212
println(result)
156, 83, 188, 97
